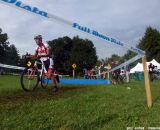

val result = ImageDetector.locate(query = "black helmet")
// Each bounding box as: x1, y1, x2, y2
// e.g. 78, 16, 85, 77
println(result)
34, 35, 42, 40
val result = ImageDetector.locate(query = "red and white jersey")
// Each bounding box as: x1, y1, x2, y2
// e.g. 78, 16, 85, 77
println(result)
36, 43, 49, 61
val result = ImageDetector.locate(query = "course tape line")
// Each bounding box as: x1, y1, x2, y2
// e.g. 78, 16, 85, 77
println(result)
0, 0, 145, 55
0, 63, 24, 70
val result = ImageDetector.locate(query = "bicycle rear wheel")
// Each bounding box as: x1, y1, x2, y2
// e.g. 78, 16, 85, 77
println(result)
21, 68, 39, 91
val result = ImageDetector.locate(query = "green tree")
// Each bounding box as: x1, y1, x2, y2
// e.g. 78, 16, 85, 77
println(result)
70, 36, 97, 70
48, 36, 97, 75
48, 36, 73, 74
137, 27, 160, 62
0, 28, 20, 65
0, 28, 9, 63
107, 54, 121, 64
121, 50, 136, 62
6, 44, 20, 65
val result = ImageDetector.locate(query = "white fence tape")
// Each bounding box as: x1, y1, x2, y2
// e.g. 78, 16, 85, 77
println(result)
0, 63, 24, 70
0, 0, 145, 55
0, 63, 70, 78
109, 54, 143, 72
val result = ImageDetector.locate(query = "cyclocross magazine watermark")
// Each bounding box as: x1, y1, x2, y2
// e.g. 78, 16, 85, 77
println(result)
127, 127, 160, 130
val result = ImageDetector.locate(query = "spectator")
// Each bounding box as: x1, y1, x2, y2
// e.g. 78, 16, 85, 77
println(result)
153, 66, 158, 80
112, 71, 117, 85
87, 70, 92, 79
148, 63, 155, 81
83, 68, 88, 79
98, 64, 102, 79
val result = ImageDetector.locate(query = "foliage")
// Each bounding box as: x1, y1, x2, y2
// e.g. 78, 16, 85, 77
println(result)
0, 28, 20, 65
0, 28, 9, 63
137, 27, 160, 62
6, 44, 20, 65
48, 36, 97, 75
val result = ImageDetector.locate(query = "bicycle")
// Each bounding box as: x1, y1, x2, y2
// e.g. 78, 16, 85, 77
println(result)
20, 57, 58, 92
111, 73, 126, 85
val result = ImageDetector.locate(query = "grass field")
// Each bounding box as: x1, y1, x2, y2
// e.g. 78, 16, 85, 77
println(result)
0, 75, 160, 130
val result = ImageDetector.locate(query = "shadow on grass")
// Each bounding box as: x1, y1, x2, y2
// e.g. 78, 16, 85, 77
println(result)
153, 96, 160, 105
71, 114, 118, 129
0, 85, 97, 104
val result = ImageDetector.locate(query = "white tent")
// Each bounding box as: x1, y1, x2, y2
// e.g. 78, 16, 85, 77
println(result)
130, 63, 144, 73
130, 59, 160, 73
150, 59, 160, 69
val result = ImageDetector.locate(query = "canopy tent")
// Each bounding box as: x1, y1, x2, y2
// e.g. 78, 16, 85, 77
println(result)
149, 59, 160, 68
130, 59, 160, 73
130, 63, 144, 73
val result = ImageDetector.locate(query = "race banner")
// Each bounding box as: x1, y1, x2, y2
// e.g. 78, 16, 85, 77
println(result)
0, 0, 145, 55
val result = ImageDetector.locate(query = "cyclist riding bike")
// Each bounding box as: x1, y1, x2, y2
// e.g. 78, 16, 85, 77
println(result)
29, 35, 58, 93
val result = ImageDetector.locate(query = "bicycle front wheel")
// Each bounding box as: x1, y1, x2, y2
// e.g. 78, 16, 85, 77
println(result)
21, 68, 39, 92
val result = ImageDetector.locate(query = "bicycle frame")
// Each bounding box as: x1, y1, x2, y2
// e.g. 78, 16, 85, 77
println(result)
34, 60, 47, 80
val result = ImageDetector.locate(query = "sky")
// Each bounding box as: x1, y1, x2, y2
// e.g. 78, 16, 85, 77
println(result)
0, 0, 160, 59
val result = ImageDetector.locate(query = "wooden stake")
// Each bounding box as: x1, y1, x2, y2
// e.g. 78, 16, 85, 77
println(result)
142, 55, 152, 108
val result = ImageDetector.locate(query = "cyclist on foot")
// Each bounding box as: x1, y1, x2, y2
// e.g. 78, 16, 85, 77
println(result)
33, 35, 58, 93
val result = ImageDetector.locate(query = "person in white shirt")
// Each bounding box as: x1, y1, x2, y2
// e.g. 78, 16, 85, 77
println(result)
32, 35, 58, 93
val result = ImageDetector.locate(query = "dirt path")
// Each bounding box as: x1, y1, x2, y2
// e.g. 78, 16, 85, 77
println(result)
0, 85, 96, 104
